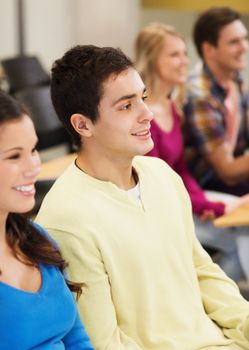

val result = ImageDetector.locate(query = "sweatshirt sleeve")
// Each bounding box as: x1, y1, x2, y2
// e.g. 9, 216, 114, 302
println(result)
178, 178, 249, 349
193, 235, 249, 348
49, 229, 143, 350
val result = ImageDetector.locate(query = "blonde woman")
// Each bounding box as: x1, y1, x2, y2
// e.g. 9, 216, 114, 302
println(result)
135, 22, 249, 282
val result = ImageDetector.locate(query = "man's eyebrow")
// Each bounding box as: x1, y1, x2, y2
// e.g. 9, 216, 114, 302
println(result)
229, 32, 249, 40
112, 87, 147, 106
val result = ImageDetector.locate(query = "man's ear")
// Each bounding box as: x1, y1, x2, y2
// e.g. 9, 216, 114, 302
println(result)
70, 113, 93, 137
202, 41, 216, 60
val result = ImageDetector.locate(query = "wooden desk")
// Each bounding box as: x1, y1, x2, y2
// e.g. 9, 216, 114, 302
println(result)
213, 203, 249, 228
38, 153, 77, 181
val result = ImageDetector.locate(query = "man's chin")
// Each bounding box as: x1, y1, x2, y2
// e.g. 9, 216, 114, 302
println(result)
234, 58, 247, 70
141, 140, 154, 156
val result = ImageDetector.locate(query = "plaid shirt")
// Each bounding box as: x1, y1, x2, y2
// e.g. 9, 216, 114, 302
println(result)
183, 63, 249, 186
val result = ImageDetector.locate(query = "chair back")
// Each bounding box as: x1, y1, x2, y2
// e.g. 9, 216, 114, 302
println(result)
2, 55, 50, 94
15, 86, 71, 150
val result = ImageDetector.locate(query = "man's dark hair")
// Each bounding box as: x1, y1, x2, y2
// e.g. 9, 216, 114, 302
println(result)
50, 45, 133, 148
193, 7, 241, 58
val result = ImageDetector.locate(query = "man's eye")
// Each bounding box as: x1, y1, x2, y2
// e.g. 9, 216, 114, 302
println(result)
121, 103, 131, 110
170, 52, 179, 57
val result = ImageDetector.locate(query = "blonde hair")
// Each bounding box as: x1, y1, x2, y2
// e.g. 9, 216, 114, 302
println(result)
135, 22, 184, 93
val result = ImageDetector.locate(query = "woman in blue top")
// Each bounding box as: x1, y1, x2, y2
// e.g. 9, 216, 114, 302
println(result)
0, 90, 94, 350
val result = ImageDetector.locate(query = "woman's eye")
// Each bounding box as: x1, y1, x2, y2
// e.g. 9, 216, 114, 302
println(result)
8, 153, 20, 160
142, 95, 148, 101
121, 103, 131, 110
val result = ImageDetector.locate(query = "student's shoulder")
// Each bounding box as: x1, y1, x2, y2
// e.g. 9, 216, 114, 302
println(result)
134, 154, 167, 166
32, 221, 47, 234
51, 161, 79, 189
134, 155, 175, 175
186, 64, 210, 100
41, 161, 92, 203
134, 156, 188, 199
31, 221, 59, 247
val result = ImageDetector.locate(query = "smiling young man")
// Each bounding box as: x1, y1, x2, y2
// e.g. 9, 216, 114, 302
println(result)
36, 45, 249, 349
184, 7, 249, 196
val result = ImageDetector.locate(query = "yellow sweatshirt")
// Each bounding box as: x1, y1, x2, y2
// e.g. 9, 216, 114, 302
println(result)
36, 156, 249, 349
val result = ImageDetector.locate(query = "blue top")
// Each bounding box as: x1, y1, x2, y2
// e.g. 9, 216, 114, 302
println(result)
0, 224, 94, 350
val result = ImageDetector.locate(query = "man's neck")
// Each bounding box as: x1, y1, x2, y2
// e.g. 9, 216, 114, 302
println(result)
205, 60, 236, 89
76, 150, 137, 190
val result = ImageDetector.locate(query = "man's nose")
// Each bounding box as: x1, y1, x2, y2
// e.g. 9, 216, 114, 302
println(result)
241, 38, 249, 52
139, 102, 153, 123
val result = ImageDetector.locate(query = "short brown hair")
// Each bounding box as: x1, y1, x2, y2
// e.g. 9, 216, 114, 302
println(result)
193, 7, 241, 58
51, 45, 133, 148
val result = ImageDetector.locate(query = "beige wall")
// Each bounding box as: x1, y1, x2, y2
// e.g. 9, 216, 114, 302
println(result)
74, 0, 140, 58
0, 0, 139, 71
25, 0, 75, 70
0, 0, 16, 59
0, 1, 249, 82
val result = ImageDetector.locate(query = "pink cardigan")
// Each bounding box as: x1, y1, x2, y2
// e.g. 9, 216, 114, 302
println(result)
147, 103, 225, 217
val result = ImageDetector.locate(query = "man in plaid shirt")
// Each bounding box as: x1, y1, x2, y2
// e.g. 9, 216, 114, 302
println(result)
184, 7, 249, 196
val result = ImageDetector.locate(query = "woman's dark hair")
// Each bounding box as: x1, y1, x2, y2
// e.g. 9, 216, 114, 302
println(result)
0, 88, 28, 123
0, 90, 83, 299
193, 7, 241, 58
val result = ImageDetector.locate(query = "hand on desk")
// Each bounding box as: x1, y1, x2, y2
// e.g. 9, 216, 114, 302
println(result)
225, 193, 249, 214
200, 209, 216, 221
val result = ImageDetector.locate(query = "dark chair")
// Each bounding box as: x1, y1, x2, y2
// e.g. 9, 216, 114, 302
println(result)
1, 55, 50, 94
14, 85, 72, 213
14, 85, 71, 151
